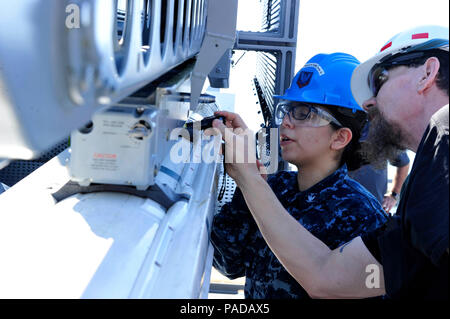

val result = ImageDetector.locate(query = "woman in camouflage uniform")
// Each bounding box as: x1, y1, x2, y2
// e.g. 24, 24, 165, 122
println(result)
211, 53, 388, 299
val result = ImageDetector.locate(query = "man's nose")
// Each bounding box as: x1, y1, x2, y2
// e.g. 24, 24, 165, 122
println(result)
362, 97, 377, 112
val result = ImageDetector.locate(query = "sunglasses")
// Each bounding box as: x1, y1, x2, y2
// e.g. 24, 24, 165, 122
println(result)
275, 102, 343, 127
368, 66, 390, 97
368, 38, 449, 97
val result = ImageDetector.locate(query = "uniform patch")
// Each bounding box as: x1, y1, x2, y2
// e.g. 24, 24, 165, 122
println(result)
297, 71, 313, 89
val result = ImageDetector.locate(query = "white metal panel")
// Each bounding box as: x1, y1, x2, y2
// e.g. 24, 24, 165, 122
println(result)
0, 150, 168, 298
0, 143, 219, 298
130, 164, 218, 298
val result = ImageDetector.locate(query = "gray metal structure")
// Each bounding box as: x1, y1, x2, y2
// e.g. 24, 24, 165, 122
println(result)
0, 0, 208, 159
235, 0, 299, 126
233, 0, 299, 172
0, 0, 237, 187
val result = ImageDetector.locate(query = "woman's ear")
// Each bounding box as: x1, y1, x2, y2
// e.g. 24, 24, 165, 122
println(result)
330, 127, 352, 151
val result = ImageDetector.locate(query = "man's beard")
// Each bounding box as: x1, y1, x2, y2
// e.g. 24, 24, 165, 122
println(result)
359, 107, 407, 169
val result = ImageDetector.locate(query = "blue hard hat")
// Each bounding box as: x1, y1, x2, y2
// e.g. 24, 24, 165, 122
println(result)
274, 53, 365, 113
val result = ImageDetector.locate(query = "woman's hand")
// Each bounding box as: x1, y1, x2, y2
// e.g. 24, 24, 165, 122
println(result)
214, 111, 248, 131
211, 111, 264, 185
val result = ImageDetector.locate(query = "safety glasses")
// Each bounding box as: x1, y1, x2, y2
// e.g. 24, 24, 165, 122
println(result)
368, 66, 390, 97
275, 102, 343, 127
368, 38, 449, 97
369, 51, 432, 96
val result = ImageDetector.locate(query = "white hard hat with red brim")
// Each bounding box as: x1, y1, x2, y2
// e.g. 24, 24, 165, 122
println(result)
351, 25, 449, 107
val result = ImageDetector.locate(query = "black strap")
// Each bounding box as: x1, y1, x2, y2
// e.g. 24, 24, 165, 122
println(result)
217, 144, 227, 201
51, 181, 188, 210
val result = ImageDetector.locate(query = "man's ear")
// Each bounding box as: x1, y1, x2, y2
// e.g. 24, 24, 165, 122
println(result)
418, 57, 440, 94
331, 127, 352, 151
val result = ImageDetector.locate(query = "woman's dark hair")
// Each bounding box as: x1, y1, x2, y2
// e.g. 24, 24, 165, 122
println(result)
326, 107, 368, 171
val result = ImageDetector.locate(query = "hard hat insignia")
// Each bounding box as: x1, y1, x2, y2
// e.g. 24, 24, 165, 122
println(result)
297, 71, 313, 89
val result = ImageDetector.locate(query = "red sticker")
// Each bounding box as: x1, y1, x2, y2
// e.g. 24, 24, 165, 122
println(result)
412, 33, 429, 39
380, 42, 392, 52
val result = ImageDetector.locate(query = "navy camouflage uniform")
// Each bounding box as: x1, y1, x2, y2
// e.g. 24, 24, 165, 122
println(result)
211, 165, 388, 299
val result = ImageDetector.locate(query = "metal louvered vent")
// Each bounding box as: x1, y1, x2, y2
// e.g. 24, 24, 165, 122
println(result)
256, 51, 278, 121
261, 0, 282, 32
236, 0, 299, 126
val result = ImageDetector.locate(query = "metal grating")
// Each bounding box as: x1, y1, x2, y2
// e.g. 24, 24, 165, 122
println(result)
0, 139, 69, 187
215, 160, 237, 214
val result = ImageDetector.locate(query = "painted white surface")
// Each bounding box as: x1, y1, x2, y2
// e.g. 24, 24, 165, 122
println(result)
0, 147, 218, 299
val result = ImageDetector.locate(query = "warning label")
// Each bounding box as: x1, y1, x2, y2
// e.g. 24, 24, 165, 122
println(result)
91, 153, 118, 171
